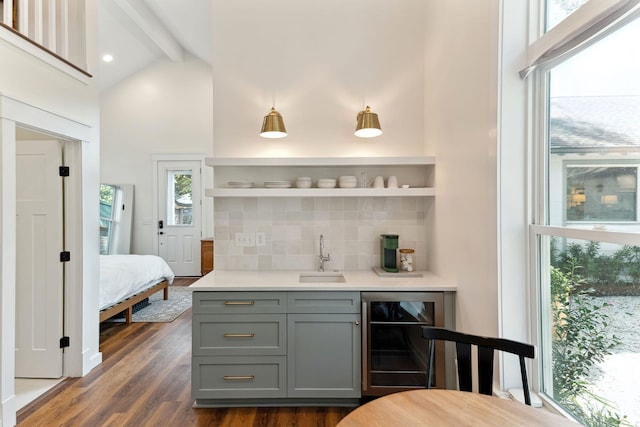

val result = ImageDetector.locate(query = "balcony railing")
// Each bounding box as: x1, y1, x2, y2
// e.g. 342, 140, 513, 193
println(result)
0, 0, 89, 76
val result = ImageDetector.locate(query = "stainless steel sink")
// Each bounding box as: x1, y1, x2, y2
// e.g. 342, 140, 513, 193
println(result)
299, 272, 346, 283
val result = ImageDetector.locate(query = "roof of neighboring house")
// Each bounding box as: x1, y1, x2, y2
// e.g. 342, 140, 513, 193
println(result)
550, 96, 640, 154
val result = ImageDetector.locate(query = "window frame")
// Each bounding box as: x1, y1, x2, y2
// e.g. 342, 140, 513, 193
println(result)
528, 0, 640, 417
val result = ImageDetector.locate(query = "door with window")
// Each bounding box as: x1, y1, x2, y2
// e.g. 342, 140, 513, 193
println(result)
157, 161, 202, 276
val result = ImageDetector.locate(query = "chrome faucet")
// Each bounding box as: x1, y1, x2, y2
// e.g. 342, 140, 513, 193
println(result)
319, 234, 331, 272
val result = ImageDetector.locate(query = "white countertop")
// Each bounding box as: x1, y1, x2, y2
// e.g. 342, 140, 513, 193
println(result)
189, 269, 456, 292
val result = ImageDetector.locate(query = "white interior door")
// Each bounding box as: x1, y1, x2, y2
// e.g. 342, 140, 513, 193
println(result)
15, 140, 64, 378
157, 161, 202, 276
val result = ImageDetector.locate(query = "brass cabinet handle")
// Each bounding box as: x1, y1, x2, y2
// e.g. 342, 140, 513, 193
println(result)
223, 301, 255, 306
223, 333, 255, 338
223, 375, 255, 381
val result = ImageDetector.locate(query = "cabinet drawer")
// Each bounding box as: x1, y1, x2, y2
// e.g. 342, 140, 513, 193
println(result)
192, 355, 286, 399
193, 314, 286, 356
288, 291, 361, 313
193, 291, 286, 314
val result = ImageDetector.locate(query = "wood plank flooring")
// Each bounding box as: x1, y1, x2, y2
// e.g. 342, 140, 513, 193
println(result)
17, 278, 353, 426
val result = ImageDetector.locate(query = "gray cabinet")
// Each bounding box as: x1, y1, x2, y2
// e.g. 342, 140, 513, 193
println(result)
192, 290, 361, 407
288, 313, 360, 398
287, 291, 361, 398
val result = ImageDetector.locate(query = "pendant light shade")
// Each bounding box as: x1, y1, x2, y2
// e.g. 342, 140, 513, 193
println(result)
260, 107, 287, 138
355, 105, 382, 138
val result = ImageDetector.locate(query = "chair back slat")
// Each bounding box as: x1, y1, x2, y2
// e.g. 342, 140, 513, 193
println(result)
477, 346, 495, 396
455, 342, 473, 392
422, 327, 535, 406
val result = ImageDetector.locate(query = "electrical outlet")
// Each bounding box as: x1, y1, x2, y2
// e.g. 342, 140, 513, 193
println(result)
255, 232, 266, 246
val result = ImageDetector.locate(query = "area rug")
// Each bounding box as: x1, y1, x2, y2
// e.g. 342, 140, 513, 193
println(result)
108, 286, 193, 323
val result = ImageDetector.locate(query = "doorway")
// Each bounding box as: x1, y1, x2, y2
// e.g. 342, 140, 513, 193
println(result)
153, 157, 203, 276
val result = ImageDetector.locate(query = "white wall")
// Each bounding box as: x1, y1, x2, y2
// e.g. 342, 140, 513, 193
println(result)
424, 1, 501, 337
100, 55, 214, 254
212, 0, 427, 158
0, 1, 101, 424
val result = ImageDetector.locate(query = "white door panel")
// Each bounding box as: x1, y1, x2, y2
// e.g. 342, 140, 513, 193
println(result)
157, 160, 201, 276
16, 140, 64, 378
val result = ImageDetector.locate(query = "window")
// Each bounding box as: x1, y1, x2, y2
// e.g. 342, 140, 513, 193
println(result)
565, 165, 637, 222
166, 170, 193, 226
546, 0, 588, 30
99, 184, 116, 255
532, 2, 640, 425
99, 183, 134, 255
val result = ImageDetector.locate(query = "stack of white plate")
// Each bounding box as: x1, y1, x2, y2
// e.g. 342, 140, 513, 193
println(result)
264, 180, 291, 188
317, 178, 337, 188
226, 181, 254, 188
338, 176, 358, 188
296, 177, 312, 188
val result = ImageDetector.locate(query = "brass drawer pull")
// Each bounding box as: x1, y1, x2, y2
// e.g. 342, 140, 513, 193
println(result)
223, 333, 255, 338
223, 301, 255, 306
223, 375, 255, 381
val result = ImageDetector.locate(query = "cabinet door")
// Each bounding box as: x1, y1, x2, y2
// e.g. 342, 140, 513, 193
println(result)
287, 313, 361, 398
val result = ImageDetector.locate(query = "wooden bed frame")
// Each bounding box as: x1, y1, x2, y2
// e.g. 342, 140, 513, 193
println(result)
99, 280, 169, 324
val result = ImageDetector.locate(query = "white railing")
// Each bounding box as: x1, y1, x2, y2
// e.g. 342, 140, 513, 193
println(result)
1, 0, 87, 73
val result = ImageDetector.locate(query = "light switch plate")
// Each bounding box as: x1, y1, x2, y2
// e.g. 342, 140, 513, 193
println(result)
255, 232, 266, 246
234, 232, 255, 247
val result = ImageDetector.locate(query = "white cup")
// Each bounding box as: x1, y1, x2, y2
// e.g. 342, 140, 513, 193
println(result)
372, 175, 384, 188
387, 176, 398, 188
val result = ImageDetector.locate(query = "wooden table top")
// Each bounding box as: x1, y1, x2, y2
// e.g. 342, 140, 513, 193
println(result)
337, 390, 579, 427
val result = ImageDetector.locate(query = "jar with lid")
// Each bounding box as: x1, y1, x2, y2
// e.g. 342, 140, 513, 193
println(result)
399, 249, 414, 272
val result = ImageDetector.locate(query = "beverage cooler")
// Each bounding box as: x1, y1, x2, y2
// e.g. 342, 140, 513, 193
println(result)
361, 292, 445, 396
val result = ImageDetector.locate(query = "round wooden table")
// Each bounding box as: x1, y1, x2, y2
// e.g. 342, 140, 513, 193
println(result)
337, 390, 578, 426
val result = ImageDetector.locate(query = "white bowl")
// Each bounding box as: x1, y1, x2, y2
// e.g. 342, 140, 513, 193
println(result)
339, 181, 358, 188
317, 178, 336, 188
296, 180, 312, 188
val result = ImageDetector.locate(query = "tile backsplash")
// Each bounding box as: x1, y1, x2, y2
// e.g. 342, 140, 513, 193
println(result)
213, 197, 430, 271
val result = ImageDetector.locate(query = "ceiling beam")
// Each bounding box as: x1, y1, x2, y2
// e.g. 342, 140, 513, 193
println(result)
113, 0, 184, 62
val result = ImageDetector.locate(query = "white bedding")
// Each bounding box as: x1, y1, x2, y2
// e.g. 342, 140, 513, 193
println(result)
99, 254, 175, 310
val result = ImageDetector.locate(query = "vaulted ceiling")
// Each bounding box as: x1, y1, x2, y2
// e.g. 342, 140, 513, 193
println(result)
98, 0, 212, 90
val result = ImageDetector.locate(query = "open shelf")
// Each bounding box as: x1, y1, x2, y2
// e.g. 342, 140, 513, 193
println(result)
205, 156, 436, 198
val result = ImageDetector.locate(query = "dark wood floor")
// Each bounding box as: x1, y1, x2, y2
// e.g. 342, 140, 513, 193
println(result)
17, 278, 352, 426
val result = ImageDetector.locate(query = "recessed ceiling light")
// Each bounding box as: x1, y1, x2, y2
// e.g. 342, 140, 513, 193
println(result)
102, 54, 114, 63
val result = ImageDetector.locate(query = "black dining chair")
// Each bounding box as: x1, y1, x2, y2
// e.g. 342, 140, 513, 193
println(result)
421, 326, 536, 406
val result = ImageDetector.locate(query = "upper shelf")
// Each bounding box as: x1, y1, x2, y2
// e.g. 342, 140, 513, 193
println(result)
205, 156, 435, 167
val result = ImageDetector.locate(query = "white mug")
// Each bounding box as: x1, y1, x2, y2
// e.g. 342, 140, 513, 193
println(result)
371, 176, 384, 188
387, 176, 398, 188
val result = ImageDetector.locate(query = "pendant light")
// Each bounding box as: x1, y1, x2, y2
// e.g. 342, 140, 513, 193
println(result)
260, 107, 287, 138
354, 105, 382, 138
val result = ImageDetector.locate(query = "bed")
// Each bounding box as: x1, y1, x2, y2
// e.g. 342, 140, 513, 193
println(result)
99, 254, 175, 323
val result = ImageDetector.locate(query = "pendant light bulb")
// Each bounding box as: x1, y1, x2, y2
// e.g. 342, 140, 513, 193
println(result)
355, 105, 382, 138
260, 107, 287, 138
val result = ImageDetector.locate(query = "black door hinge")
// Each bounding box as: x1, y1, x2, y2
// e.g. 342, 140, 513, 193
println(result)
60, 336, 70, 348
60, 251, 71, 262
59, 166, 70, 177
